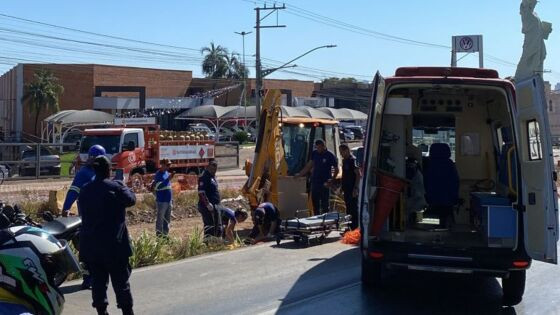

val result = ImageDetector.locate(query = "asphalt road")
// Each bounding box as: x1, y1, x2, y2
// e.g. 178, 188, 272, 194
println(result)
62, 235, 560, 315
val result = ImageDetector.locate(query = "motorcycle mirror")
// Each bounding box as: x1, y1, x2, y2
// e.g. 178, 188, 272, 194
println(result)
42, 211, 54, 222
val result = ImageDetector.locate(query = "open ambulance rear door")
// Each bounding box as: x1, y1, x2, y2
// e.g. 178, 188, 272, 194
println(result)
360, 72, 385, 248
515, 75, 559, 264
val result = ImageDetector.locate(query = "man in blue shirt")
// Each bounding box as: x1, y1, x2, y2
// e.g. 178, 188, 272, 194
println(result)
220, 207, 248, 243
297, 139, 339, 215
198, 160, 220, 238
249, 202, 281, 244
153, 159, 174, 237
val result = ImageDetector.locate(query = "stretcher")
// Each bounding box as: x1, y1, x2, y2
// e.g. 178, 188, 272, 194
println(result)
276, 211, 352, 246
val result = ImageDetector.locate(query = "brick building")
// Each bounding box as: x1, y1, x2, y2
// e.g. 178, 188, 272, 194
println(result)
0, 64, 192, 141
0, 63, 320, 141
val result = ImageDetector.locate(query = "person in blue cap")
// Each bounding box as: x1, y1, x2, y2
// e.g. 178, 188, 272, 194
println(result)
62, 144, 106, 290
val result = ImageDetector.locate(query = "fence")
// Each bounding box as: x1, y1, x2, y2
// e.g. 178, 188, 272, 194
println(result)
214, 142, 240, 170
0, 141, 241, 181
0, 142, 78, 181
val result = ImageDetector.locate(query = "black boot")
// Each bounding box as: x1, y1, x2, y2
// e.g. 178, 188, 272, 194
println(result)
96, 306, 109, 315
121, 306, 134, 315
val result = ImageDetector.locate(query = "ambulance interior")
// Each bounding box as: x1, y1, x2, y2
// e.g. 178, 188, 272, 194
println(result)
377, 84, 522, 249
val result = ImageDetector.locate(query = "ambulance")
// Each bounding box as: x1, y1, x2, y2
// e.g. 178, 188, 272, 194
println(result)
359, 67, 558, 305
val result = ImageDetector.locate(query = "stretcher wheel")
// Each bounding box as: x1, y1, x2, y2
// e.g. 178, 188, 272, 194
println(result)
275, 234, 282, 245
293, 236, 301, 243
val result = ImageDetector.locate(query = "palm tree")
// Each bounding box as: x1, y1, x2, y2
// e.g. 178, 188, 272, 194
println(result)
22, 69, 64, 135
201, 42, 229, 79
225, 52, 249, 80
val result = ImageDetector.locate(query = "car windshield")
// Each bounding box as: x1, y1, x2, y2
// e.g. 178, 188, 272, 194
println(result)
80, 135, 121, 154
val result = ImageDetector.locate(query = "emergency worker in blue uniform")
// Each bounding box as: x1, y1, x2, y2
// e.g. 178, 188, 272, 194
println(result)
296, 139, 339, 215
62, 144, 106, 216
62, 144, 106, 290
249, 202, 281, 244
198, 160, 221, 237
220, 207, 248, 243
79, 155, 136, 315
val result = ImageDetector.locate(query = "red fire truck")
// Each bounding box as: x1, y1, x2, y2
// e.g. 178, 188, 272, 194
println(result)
77, 118, 215, 190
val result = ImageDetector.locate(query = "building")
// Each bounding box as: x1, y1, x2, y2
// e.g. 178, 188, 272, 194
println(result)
547, 81, 560, 143
0, 64, 193, 141
555, 82, 560, 91
0, 63, 324, 141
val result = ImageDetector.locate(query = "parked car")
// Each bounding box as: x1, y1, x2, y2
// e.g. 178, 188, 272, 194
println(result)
0, 164, 9, 183
19, 147, 61, 176
62, 130, 82, 151
346, 126, 365, 139
340, 128, 355, 141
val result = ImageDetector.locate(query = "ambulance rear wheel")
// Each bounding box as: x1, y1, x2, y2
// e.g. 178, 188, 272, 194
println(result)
502, 270, 526, 306
361, 255, 382, 288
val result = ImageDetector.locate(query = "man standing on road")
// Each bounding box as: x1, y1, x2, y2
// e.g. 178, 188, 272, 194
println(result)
339, 144, 361, 230
79, 155, 136, 315
62, 144, 106, 290
153, 159, 174, 237
198, 160, 221, 238
296, 139, 339, 215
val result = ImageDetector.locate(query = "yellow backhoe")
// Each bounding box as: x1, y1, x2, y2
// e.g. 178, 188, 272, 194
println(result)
242, 89, 344, 218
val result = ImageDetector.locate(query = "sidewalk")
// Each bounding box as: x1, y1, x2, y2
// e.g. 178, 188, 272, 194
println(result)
0, 168, 247, 194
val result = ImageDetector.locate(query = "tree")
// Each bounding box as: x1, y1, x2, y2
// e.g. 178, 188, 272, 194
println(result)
225, 52, 249, 80
201, 42, 229, 79
321, 77, 358, 85
22, 69, 64, 135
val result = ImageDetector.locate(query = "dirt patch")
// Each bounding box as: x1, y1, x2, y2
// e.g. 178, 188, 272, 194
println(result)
128, 217, 255, 239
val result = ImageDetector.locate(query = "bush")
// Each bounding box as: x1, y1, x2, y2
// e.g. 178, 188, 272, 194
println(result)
232, 131, 249, 144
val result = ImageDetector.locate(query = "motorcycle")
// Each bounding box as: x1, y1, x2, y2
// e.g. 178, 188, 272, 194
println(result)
0, 201, 82, 286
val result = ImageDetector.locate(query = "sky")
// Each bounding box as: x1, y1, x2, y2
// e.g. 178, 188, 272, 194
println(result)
0, 0, 558, 86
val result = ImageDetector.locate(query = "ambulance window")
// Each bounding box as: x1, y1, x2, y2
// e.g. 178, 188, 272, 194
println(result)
527, 120, 542, 161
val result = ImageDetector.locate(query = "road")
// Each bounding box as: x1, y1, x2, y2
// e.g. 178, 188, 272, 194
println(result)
62, 236, 560, 315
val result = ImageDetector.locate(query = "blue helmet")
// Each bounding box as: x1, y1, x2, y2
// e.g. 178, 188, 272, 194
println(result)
88, 145, 106, 158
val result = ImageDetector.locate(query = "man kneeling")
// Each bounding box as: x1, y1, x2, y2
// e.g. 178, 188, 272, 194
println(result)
220, 207, 249, 243
249, 202, 281, 244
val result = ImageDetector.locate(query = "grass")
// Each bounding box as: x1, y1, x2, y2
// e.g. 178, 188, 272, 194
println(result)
129, 227, 243, 268
60, 152, 77, 176
239, 142, 256, 148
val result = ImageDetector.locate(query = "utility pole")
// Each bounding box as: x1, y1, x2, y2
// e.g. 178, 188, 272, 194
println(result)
255, 3, 286, 130
235, 30, 252, 131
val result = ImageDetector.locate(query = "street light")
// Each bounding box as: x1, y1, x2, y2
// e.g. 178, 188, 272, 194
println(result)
235, 31, 253, 131
255, 44, 336, 128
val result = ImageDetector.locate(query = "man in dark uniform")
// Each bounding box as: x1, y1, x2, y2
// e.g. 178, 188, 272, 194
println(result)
249, 202, 281, 244
198, 160, 221, 238
296, 139, 339, 215
339, 144, 361, 230
79, 156, 136, 315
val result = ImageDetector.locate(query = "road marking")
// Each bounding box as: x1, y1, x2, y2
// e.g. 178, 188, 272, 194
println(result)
259, 281, 361, 314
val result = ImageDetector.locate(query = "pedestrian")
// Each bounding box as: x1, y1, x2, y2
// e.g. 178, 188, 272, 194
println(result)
62, 144, 106, 290
198, 160, 221, 238
221, 207, 249, 243
249, 202, 281, 244
152, 159, 174, 237
296, 139, 339, 215
339, 144, 361, 230
78, 155, 136, 315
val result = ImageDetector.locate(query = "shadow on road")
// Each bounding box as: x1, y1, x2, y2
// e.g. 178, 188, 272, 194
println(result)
60, 284, 84, 295
277, 249, 517, 315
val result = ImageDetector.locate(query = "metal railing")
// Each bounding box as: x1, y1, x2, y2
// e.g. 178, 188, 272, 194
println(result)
0, 142, 78, 181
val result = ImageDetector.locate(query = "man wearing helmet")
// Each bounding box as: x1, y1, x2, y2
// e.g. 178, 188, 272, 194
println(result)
79, 155, 136, 315
61, 144, 105, 290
